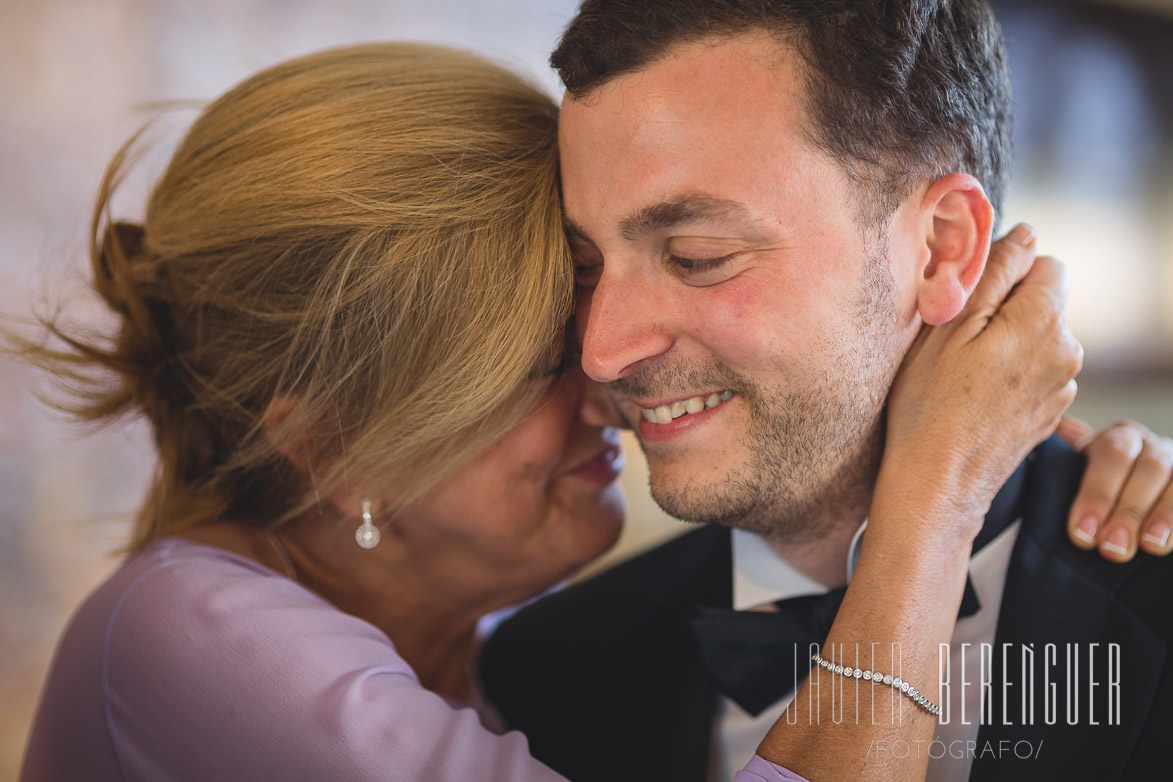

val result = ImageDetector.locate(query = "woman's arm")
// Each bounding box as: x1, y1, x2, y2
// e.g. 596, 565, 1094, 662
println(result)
753, 225, 1082, 781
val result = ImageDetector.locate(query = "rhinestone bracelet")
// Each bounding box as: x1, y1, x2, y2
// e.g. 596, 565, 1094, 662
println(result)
810, 652, 940, 717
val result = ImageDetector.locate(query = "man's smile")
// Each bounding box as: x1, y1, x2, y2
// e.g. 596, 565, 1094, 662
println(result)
633, 390, 735, 424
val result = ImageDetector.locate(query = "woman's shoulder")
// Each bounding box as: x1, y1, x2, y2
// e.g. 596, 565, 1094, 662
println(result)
46, 537, 311, 666
69, 537, 429, 778
84, 538, 323, 653
83, 538, 415, 707
25, 537, 410, 781
106, 537, 326, 628
100, 537, 407, 676
34, 533, 567, 782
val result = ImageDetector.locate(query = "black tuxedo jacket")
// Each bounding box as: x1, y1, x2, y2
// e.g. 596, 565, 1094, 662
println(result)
481, 437, 1173, 780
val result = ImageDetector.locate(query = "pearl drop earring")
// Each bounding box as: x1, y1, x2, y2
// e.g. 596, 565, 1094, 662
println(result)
355, 499, 380, 549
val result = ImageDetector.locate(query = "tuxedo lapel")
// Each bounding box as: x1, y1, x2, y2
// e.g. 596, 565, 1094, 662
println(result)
971, 438, 1167, 781
599, 524, 733, 782
481, 524, 734, 782
601, 599, 723, 782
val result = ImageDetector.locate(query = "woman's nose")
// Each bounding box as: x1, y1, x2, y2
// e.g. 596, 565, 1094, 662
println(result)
577, 372, 626, 429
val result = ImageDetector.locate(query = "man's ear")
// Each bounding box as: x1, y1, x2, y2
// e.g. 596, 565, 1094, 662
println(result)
915, 173, 994, 325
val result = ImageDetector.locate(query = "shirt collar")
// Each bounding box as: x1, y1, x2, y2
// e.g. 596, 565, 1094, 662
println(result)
731, 519, 868, 610
731, 452, 1032, 612
731, 515, 1021, 614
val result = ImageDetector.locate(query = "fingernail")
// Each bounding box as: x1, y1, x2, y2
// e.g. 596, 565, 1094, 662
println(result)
1101, 527, 1130, 557
1008, 223, 1037, 248
1142, 524, 1171, 550
1073, 516, 1097, 545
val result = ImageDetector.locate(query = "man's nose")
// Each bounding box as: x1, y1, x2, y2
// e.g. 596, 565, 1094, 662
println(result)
577, 270, 674, 383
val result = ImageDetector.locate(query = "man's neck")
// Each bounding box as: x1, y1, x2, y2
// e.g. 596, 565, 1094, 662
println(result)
758, 468, 876, 588
760, 514, 862, 588
755, 421, 887, 586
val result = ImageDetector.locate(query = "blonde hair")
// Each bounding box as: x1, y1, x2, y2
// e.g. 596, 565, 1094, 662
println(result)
22, 43, 572, 549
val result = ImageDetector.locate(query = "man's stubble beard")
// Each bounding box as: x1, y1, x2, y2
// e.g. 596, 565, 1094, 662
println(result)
619, 246, 907, 547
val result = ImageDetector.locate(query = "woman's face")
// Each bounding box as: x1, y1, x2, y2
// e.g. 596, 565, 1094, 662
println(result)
392, 363, 626, 609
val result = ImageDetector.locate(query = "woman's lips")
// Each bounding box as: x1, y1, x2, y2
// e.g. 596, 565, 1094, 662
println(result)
569, 444, 624, 485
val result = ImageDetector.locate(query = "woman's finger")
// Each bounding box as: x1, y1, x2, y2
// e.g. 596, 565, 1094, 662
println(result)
993, 255, 1082, 392
1097, 434, 1173, 562
998, 254, 1069, 323
1067, 422, 1143, 549
1056, 416, 1095, 452
1139, 479, 1173, 556
957, 224, 1037, 330
981, 224, 1038, 296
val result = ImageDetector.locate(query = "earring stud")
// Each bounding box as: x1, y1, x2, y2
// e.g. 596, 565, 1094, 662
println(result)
355, 499, 380, 549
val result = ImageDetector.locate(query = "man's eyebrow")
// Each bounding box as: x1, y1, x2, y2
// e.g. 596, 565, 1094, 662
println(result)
618, 196, 752, 242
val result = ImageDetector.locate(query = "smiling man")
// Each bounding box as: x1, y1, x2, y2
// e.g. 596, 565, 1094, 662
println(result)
481, 2, 1173, 781
560, 32, 936, 580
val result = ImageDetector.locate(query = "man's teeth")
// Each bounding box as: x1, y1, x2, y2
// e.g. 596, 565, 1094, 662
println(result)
641, 390, 734, 423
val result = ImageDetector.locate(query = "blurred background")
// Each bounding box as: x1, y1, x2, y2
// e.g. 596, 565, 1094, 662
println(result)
1, 0, 1170, 775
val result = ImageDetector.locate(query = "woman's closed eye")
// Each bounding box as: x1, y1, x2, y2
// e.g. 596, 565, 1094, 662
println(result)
528, 339, 581, 382
529, 354, 569, 381
574, 261, 603, 290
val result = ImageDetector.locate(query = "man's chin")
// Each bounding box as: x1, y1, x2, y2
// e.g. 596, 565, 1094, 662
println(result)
647, 470, 755, 528
647, 465, 820, 542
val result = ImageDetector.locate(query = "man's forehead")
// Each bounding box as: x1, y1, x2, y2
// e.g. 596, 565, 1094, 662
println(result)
554, 31, 860, 252
557, 32, 813, 182
559, 31, 806, 118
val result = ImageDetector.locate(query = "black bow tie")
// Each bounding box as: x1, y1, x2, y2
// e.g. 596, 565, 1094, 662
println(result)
690, 578, 982, 716
690, 461, 1028, 717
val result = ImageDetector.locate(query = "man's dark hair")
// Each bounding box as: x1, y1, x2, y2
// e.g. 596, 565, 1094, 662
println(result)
552, 0, 1012, 224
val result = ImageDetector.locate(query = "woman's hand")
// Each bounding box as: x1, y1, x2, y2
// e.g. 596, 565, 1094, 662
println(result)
882, 224, 1084, 531
1058, 417, 1173, 561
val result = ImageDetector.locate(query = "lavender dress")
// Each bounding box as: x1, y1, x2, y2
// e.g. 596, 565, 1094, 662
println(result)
20, 538, 803, 781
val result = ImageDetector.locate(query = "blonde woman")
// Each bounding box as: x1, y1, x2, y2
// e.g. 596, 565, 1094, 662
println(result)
14, 42, 1168, 782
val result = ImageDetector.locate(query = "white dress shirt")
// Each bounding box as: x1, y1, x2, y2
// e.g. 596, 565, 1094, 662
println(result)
708, 519, 1022, 782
